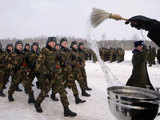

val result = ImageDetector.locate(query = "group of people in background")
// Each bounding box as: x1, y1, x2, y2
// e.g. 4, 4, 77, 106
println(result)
146, 46, 160, 66
99, 47, 125, 63
0, 37, 96, 117
99, 45, 160, 66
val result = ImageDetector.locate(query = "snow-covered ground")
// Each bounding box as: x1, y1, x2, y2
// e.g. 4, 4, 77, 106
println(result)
1, 51, 160, 120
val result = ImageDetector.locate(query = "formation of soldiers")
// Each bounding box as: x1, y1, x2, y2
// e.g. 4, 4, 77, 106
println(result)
84, 48, 97, 62
0, 37, 95, 117
146, 46, 159, 66
99, 47, 125, 63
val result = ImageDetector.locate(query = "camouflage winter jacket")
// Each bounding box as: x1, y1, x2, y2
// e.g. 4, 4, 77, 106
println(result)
78, 49, 86, 67
26, 50, 39, 70
60, 47, 73, 72
70, 48, 84, 68
11, 50, 30, 73
0, 50, 9, 72
35, 47, 62, 75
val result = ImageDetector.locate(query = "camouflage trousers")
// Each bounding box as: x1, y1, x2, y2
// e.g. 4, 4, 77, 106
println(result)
8, 69, 34, 98
36, 72, 69, 108
73, 67, 87, 92
0, 67, 12, 91
52, 71, 79, 98
81, 67, 88, 88
3, 72, 10, 88
0, 71, 6, 91
117, 56, 124, 63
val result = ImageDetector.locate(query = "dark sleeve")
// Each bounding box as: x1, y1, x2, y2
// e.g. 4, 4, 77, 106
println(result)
133, 52, 146, 66
147, 20, 160, 47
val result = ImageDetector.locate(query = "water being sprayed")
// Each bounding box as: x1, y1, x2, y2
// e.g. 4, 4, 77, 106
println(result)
86, 24, 124, 88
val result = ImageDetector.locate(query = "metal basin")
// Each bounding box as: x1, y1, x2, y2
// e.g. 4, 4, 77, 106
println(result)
108, 86, 160, 120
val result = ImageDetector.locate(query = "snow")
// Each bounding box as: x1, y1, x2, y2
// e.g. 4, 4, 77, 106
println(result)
1, 51, 160, 120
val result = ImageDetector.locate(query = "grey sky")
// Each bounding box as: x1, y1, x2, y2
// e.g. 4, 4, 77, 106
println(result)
0, 0, 160, 40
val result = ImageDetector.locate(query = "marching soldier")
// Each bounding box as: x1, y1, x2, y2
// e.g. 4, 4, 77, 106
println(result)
109, 48, 114, 62
70, 41, 91, 98
157, 48, 160, 64
0, 42, 8, 97
152, 47, 156, 65
78, 42, 92, 91
8, 41, 35, 104
117, 48, 125, 63
87, 48, 97, 63
51, 38, 86, 103
34, 37, 77, 117
25, 42, 40, 90
3, 44, 14, 89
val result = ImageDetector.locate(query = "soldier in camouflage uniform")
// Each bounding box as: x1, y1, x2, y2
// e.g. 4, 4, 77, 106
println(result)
78, 42, 92, 91
0, 42, 10, 97
87, 48, 97, 63
51, 38, 86, 103
109, 48, 114, 62
3, 44, 14, 90
117, 48, 125, 63
8, 41, 35, 104
152, 47, 156, 65
71, 41, 91, 97
6, 44, 23, 92
3, 43, 23, 92
24, 43, 30, 53
100, 48, 111, 62
157, 48, 160, 64
25, 42, 40, 91
34, 37, 77, 117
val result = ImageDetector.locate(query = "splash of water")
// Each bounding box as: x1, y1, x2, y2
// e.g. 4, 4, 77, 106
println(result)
86, 24, 123, 87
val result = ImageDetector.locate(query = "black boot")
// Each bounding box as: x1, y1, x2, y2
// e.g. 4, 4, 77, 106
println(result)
16, 86, 22, 92
50, 94, 59, 101
82, 90, 90, 97
75, 95, 86, 104
34, 102, 43, 113
28, 94, 35, 104
64, 106, 77, 117
8, 94, 14, 102
0, 91, 6, 97
86, 87, 92, 91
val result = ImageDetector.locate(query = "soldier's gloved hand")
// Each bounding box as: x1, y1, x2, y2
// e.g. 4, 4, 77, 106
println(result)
125, 15, 156, 31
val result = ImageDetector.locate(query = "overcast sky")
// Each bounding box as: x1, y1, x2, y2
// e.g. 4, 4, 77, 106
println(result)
0, 0, 160, 40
